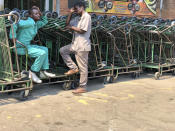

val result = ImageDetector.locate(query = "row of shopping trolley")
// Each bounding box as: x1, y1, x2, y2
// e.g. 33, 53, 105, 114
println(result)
0, 12, 175, 100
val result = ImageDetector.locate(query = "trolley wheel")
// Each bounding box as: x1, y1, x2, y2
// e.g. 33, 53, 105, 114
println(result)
131, 72, 140, 79
18, 89, 30, 101
98, 0, 105, 8
172, 70, 175, 76
137, 72, 140, 77
62, 82, 74, 90
104, 76, 114, 84
4, 86, 13, 95
131, 72, 136, 79
154, 72, 160, 80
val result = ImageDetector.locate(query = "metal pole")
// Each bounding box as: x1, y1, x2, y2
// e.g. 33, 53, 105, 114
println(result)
45, 0, 49, 11
21, 0, 23, 10
56, 0, 60, 15
28, 0, 30, 9
17, 0, 19, 8
49, 0, 53, 11
0, 0, 4, 11
160, 0, 163, 18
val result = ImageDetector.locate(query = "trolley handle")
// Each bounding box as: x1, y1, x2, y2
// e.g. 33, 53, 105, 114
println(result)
144, 25, 160, 34
159, 24, 175, 34
0, 13, 19, 24
16, 40, 28, 51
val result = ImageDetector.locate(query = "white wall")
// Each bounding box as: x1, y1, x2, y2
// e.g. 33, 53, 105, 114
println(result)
0, 0, 4, 11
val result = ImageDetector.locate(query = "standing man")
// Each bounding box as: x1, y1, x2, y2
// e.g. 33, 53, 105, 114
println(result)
60, 2, 91, 94
10, 6, 55, 83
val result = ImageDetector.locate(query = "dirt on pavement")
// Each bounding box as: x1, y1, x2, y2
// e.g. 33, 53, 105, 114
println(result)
0, 74, 175, 131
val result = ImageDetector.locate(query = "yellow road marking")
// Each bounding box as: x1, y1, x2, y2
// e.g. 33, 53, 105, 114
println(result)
67, 107, 71, 110
78, 99, 88, 105
120, 82, 143, 85
128, 94, 135, 98
7, 116, 12, 119
93, 93, 109, 97
77, 92, 135, 102
120, 94, 135, 100
83, 96, 108, 103
160, 88, 173, 90
120, 97, 129, 100
94, 92, 118, 100
35, 115, 42, 118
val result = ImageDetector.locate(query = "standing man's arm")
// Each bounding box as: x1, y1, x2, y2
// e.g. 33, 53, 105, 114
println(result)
68, 26, 86, 34
68, 14, 91, 34
66, 21, 86, 34
66, 8, 86, 34
66, 8, 75, 25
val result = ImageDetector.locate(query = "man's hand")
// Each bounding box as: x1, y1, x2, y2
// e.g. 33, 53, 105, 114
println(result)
31, 40, 42, 45
69, 7, 75, 14
66, 25, 86, 34
66, 8, 76, 26
66, 25, 73, 30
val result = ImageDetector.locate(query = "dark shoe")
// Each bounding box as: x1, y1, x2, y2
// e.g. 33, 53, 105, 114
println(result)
64, 69, 79, 75
72, 87, 87, 94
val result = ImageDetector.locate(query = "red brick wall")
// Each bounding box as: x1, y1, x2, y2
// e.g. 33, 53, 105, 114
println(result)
161, 0, 175, 19
156, 0, 175, 19
60, 0, 69, 15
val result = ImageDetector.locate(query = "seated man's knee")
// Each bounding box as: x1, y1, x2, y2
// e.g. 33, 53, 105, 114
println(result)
42, 46, 48, 53
59, 47, 64, 55
40, 50, 47, 57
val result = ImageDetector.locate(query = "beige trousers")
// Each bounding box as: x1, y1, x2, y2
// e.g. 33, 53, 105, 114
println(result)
60, 44, 89, 87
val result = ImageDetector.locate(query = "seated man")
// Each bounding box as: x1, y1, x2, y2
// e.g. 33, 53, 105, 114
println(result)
10, 6, 55, 83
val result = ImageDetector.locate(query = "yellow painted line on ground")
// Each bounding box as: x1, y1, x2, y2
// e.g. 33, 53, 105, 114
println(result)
35, 115, 42, 118
94, 92, 122, 100
76, 92, 135, 103
128, 94, 135, 98
109, 96, 119, 100
31, 103, 35, 105
88, 92, 117, 100
7, 116, 12, 119
94, 91, 135, 100
83, 96, 108, 103
120, 97, 129, 100
67, 107, 71, 110
119, 82, 143, 85
93, 93, 109, 97
160, 88, 173, 90
78, 99, 88, 105
122, 90, 131, 92
120, 94, 135, 100
117, 82, 146, 87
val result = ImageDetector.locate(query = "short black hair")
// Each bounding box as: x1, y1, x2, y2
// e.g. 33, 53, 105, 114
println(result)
29, 7, 38, 15
74, 1, 86, 9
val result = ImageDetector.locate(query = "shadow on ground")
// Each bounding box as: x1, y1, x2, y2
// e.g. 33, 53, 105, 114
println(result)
0, 72, 174, 106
